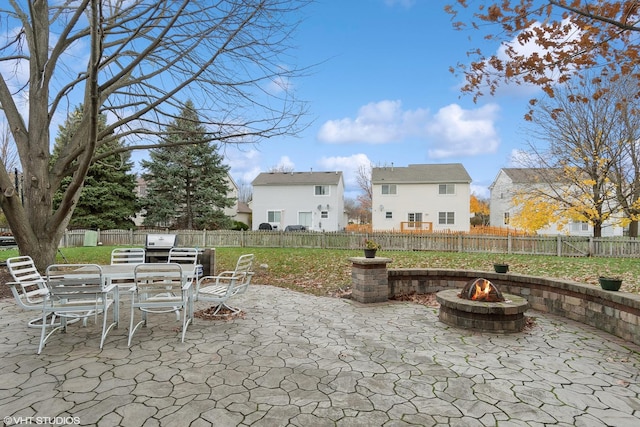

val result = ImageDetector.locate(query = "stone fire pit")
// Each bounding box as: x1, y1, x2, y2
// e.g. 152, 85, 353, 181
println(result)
436, 278, 530, 333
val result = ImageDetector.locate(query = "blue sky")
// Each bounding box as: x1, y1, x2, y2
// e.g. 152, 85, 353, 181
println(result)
223, 0, 539, 199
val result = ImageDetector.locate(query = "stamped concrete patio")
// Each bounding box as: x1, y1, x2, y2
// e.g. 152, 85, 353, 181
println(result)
1, 284, 639, 426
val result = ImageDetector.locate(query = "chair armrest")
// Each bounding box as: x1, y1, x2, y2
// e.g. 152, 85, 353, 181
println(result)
209, 270, 236, 279
103, 283, 119, 293
5, 281, 49, 298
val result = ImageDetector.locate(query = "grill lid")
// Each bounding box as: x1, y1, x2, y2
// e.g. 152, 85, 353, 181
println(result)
145, 234, 177, 249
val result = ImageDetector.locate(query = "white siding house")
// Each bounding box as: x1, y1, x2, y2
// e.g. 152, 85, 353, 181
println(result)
251, 171, 346, 231
371, 164, 471, 232
489, 168, 623, 236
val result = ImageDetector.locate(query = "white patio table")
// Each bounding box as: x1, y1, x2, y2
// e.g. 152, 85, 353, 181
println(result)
72, 263, 196, 324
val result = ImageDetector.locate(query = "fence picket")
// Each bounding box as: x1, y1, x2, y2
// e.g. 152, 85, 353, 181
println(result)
42, 229, 640, 258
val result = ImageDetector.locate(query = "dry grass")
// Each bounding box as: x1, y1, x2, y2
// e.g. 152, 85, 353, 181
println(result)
2, 246, 639, 300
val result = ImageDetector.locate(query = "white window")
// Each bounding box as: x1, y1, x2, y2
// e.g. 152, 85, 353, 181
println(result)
381, 184, 397, 195
408, 212, 422, 227
439, 184, 455, 195
267, 210, 281, 222
438, 211, 455, 225
315, 185, 329, 196
320, 211, 328, 219
385, 211, 392, 219
571, 221, 589, 232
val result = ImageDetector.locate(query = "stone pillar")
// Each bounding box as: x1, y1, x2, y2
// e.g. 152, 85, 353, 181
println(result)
348, 257, 392, 303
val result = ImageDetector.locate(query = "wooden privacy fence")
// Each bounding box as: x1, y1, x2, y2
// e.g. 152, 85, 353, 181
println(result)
55, 229, 640, 258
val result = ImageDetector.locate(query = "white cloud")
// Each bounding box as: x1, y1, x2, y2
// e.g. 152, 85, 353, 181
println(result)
318, 100, 501, 158
223, 147, 263, 184
318, 153, 371, 192
276, 155, 295, 170
317, 100, 429, 144
470, 183, 490, 199
426, 103, 500, 158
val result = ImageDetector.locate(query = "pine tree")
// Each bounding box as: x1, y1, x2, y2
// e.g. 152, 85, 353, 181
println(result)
53, 108, 138, 229
140, 101, 234, 230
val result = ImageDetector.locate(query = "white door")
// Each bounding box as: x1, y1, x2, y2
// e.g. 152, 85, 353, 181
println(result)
298, 211, 312, 228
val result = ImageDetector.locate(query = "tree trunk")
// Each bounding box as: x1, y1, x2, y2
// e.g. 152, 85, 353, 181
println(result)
628, 220, 638, 238
593, 221, 603, 238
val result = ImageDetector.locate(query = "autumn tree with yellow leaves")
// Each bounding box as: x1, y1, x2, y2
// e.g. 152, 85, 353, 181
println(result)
447, 2, 640, 236
470, 194, 490, 226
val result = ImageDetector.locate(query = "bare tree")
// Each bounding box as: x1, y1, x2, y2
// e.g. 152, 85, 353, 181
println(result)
0, 0, 309, 269
355, 163, 372, 223
236, 180, 253, 204
521, 74, 635, 237
268, 164, 296, 173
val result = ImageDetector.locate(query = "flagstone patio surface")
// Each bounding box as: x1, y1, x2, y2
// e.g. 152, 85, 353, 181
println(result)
1, 284, 639, 426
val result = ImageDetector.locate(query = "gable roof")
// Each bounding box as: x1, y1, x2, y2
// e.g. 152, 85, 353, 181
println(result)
499, 168, 566, 184
252, 171, 343, 186
371, 163, 471, 184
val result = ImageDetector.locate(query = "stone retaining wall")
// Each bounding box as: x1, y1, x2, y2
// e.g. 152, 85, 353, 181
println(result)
387, 268, 640, 346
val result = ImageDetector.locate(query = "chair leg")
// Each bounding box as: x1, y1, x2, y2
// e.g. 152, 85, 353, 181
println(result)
181, 304, 191, 343
37, 310, 63, 355
100, 299, 118, 349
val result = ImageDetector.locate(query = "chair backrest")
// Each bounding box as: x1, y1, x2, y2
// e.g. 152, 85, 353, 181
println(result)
167, 247, 199, 265
134, 263, 185, 300
7, 256, 44, 285
6, 256, 47, 306
111, 248, 146, 265
46, 264, 104, 302
233, 254, 254, 293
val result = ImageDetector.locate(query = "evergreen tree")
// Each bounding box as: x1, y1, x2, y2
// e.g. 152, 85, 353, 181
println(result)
53, 108, 138, 229
141, 101, 234, 230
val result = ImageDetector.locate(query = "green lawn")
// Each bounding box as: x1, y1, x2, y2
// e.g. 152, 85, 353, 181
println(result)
2, 246, 639, 296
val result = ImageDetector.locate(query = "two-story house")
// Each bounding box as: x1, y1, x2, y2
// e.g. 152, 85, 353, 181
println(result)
489, 167, 623, 236
251, 171, 346, 231
371, 164, 471, 232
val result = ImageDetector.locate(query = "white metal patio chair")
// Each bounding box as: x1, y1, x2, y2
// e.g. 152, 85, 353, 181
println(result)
110, 247, 146, 288
111, 248, 146, 265
168, 246, 202, 288
6, 256, 57, 328
195, 253, 254, 316
39, 264, 118, 354
128, 263, 193, 346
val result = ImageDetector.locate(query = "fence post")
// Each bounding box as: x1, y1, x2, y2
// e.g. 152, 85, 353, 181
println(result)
557, 235, 562, 257
507, 234, 512, 254
457, 234, 463, 252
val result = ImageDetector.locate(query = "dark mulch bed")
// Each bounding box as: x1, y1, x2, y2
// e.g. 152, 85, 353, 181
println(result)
193, 306, 245, 321
0, 266, 14, 299
392, 292, 440, 307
